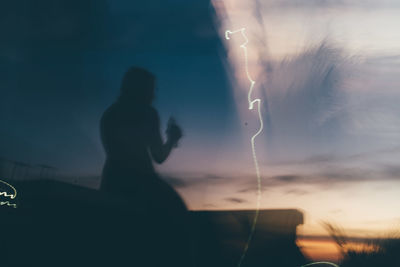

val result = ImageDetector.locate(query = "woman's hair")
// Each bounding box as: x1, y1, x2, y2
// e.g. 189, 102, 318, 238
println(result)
119, 67, 156, 105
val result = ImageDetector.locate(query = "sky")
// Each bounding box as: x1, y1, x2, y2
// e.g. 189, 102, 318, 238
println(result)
207, 0, 400, 260
1, 0, 400, 261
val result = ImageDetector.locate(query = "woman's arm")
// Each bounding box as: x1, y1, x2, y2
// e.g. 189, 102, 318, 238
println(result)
149, 109, 182, 164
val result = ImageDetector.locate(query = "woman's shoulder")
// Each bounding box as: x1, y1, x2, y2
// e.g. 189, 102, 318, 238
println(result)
101, 104, 116, 118
100, 103, 121, 126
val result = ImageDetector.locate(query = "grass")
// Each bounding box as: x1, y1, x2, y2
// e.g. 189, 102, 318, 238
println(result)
323, 222, 400, 267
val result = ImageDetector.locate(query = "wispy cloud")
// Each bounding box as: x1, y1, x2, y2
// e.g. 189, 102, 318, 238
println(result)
165, 161, 400, 194
263, 42, 349, 153
237, 163, 400, 193
285, 188, 310, 196
225, 197, 247, 204
263, 145, 400, 168
162, 172, 231, 189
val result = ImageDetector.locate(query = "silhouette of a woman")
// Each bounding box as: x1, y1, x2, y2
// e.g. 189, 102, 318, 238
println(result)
100, 67, 193, 267
100, 67, 182, 196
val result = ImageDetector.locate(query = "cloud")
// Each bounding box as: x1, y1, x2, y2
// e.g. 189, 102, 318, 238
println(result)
225, 197, 247, 204
264, 145, 400, 167
382, 165, 400, 178
203, 174, 226, 180
162, 172, 231, 189
164, 160, 400, 194
261, 42, 351, 158
237, 164, 400, 193
266, 169, 372, 187
273, 175, 301, 183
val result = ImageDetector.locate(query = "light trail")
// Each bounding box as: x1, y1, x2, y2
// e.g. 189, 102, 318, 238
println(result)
0, 179, 18, 208
0, 201, 17, 208
225, 27, 263, 267
0, 179, 17, 199
225, 27, 340, 267
301, 262, 340, 267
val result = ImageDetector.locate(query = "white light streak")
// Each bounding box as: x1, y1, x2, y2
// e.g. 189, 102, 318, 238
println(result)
301, 262, 340, 267
0, 201, 17, 208
225, 27, 263, 267
0, 179, 17, 199
225, 27, 340, 267
0, 179, 18, 208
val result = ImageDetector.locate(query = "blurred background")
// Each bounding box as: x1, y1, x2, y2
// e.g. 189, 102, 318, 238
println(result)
1, 0, 400, 263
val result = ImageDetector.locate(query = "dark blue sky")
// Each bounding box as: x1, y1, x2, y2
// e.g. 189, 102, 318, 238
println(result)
0, 0, 239, 174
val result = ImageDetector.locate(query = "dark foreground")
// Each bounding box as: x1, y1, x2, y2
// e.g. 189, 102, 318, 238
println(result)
0, 180, 306, 267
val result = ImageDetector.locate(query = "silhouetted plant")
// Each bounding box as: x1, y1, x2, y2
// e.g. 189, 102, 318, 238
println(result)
323, 222, 400, 267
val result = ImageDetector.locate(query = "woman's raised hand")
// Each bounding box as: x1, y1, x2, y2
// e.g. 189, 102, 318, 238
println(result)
166, 117, 183, 147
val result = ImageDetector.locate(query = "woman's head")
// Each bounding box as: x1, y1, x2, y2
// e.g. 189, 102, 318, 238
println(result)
119, 67, 156, 105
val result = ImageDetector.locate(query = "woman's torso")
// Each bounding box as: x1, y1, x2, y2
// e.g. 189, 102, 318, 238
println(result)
100, 103, 157, 194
